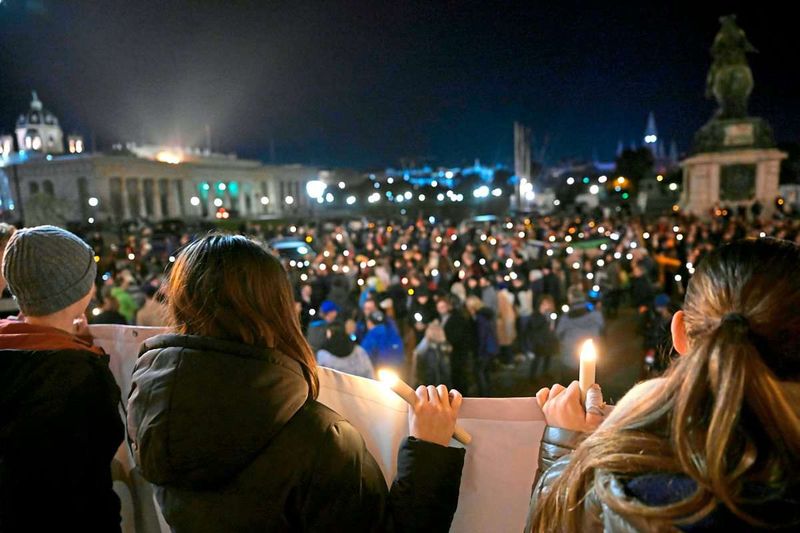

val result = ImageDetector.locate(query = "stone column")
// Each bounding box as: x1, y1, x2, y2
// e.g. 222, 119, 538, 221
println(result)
137, 178, 147, 218
169, 179, 182, 217
153, 179, 163, 220
121, 177, 131, 220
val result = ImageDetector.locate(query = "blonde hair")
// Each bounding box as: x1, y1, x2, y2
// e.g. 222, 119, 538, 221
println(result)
530, 238, 800, 531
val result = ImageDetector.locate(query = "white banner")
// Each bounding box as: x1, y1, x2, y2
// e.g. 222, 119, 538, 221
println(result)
90, 325, 545, 533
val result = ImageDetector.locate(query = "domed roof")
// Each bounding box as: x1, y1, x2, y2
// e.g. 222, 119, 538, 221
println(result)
16, 91, 59, 128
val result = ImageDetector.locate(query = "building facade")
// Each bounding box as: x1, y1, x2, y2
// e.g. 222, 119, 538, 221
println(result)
0, 92, 325, 224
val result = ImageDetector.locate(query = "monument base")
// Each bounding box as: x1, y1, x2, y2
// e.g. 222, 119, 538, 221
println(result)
681, 148, 787, 218
693, 117, 776, 154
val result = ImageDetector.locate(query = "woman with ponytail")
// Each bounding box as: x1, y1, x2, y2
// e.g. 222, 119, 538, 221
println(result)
526, 238, 800, 532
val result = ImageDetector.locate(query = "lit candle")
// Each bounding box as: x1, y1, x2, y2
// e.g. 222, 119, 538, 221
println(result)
579, 339, 597, 405
377, 369, 472, 445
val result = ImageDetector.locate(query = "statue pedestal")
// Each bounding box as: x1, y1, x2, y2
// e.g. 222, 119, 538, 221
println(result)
681, 148, 787, 217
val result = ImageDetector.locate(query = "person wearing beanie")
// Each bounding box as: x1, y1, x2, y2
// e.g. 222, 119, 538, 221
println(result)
0, 225, 124, 532
306, 299, 340, 352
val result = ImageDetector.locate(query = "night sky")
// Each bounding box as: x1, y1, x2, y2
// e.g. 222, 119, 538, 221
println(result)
0, 0, 797, 168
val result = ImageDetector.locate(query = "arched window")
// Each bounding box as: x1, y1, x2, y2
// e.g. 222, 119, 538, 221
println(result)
29, 182, 40, 195
43, 180, 54, 196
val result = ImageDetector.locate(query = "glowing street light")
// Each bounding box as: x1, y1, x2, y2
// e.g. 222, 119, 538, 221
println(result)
190, 196, 201, 206
260, 196, 270, 205
88, 197, 99, 207
306, 180, 326, 199
346, 195, 357, 205
473, 185, 490, 198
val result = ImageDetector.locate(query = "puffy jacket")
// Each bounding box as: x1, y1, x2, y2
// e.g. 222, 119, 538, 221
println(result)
128, 334, 465, 532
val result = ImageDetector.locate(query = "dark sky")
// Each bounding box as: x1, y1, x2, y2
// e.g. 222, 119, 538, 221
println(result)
0, 0, 797, 168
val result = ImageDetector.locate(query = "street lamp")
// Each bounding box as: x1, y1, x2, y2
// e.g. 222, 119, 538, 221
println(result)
306, 180, 326, 200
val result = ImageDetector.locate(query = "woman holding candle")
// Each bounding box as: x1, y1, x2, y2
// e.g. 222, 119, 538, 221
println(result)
127, 234, 466, 532
526, 239, 800, 532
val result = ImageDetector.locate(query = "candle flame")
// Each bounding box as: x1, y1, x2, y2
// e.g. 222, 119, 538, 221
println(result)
580, 339, 596, 362
377, 368, 400, 387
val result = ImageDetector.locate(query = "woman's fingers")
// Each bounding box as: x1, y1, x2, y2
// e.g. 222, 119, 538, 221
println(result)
416, 385, 429, 402
584, 384, 606, 429
563, 381, 581, 400
436, 384, 449, 405
449, 389, 463, 413
549, 383, 566, 399
427, 385, 440, 405
535, 387, 550, 409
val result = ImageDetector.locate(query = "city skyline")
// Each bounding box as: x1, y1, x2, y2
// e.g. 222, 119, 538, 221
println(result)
1, 0, 797, 168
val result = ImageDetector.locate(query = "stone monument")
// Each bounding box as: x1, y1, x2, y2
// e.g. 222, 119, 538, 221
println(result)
681, 15, 786, 217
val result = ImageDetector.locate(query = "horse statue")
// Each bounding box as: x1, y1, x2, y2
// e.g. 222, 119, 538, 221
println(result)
705, 14, 758, 119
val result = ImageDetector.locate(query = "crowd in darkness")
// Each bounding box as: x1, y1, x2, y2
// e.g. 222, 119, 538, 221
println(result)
72, 210, 800, 396
2, 215, 800, 531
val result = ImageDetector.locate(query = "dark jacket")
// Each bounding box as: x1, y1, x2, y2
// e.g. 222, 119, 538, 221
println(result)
127, 334, 465, 532
0, 320, 124, 532
526, 427, 800, 532
474, 307, 499, 360
529, 311, 559, 358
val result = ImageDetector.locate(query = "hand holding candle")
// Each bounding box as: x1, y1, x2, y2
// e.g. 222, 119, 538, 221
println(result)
378, 369, 472, 445
579, 339, 597, 405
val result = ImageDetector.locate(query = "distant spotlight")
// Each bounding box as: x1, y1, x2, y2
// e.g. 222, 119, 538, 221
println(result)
566, 177, 575, 185
190, 196, 201, 206
260, 196, 270, 205
88, 197, 99, 207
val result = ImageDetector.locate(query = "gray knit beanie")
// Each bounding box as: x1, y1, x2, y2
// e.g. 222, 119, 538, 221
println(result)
2, 225, 97, 316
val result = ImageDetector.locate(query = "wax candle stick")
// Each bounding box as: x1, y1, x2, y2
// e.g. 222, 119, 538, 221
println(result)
579, 339, 597, 404
378, 369, 472, 445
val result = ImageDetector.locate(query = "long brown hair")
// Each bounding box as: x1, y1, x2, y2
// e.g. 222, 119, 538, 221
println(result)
530, 238, 800, 531
164, 233, 319, 399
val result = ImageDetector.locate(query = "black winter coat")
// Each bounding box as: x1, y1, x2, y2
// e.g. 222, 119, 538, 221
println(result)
0, 348, 124, 532
127, 334, 465, 532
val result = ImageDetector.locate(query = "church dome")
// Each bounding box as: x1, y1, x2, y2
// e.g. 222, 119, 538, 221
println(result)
16, 91, 60, 128
15, 91, 64, 154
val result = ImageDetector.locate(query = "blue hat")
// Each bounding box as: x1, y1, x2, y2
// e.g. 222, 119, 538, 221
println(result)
654, 293, 670, 308
320, 300, 340, 314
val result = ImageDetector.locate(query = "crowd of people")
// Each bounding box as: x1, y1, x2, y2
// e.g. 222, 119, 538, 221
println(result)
0, 216, 798, 531
74, 211, 800, 396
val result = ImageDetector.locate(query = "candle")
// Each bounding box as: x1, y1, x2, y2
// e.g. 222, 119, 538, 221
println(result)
579, 339, 597, 404
377, 369, 472, 445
